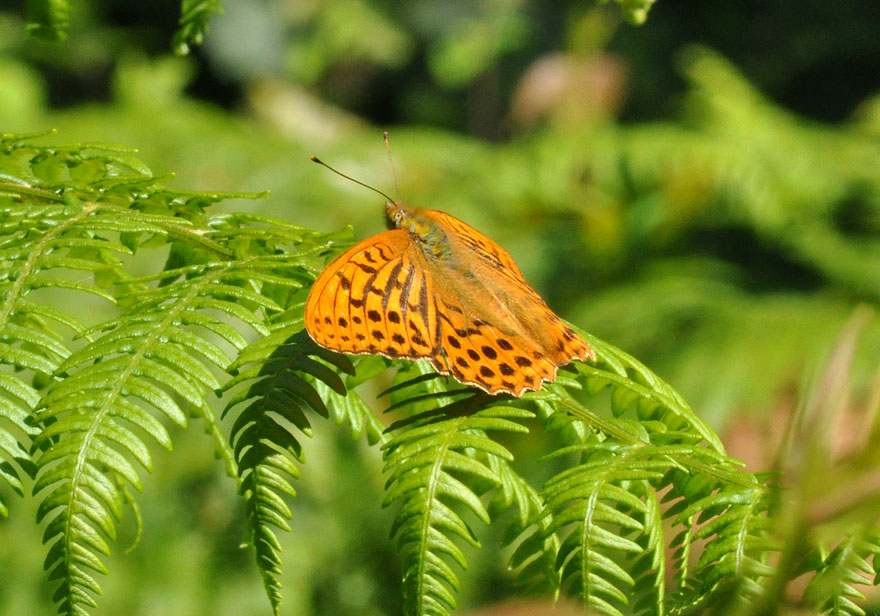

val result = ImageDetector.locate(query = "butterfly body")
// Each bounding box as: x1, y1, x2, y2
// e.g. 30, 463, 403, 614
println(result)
306, 200, 594, 396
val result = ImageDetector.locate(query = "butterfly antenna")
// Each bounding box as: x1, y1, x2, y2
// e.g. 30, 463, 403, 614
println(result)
310, 155, 396, 203
383, 131, 402, 203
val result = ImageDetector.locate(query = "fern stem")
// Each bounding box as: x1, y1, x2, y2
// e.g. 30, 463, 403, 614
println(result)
0, 182, 66, 202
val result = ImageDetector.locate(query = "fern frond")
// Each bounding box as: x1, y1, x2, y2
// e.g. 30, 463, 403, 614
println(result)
541, 442, 670, 616
382, 390, 533, 616
630, 480, 666, 616
575, 331, 724, 453
173, 0, 224, 54
223, 331, 360, 614
665, 469, 778, 613
503, 329, 765, 615
0, 134, 338, 616
0, 372, 39, 516
371, 327, 756, 616
224, 325, 388, 612
34, 253, 284, 614
803, 530, 879, 616
0, 137, 157, 519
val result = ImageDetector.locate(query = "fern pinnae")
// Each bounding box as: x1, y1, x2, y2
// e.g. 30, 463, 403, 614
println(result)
544, 447, 658, 616
34, 247, 305, 612
312, 375, 385, 444
578, 331, 723, 453
222, 333, 360, 614
0, 190, 120, 519
383, 395, 531, 616
801, 531, 878, 616
630, 481, 666, 616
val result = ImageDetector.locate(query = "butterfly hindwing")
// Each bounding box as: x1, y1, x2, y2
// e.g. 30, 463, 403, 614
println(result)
428, 210, 546, 299
432, 294, 562, 396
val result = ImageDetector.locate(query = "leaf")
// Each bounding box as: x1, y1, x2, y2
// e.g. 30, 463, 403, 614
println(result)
383, 392, 531, 616
25, 0, 70, 43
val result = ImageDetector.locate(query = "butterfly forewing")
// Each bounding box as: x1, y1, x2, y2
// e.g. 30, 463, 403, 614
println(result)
306, 230, 441, 363
429, 210, 537, 291
307, 230, 406, 354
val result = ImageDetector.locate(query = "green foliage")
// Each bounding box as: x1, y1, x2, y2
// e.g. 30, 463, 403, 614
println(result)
381, 386, 535, 616
1, 129, 879, 616
21, 0, 222, 53
803, 532, 879, 616
222, 332, 384, 614
0, 132, 337, 614
173, 0, 224, 55
17, 0, 654, 59
24, 0, 69, 42
602, 0, 656, 25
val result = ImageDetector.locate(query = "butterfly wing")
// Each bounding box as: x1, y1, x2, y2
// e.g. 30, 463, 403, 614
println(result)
305, 230, 442, 364
307, 210, 594, 398
426, 209, 594, 372
427, 210, 536, 292
429, 290, 565, 396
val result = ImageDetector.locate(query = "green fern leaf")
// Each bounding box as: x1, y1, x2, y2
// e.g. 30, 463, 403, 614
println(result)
666, 470, 778, 612
804, 531, 878, 616
0, 134, 333, 615
222, 330, 362, 614
173, 0, 224, 54
383, 392, 532, 616
542, 444, 667, 616
575, 331, 723, 453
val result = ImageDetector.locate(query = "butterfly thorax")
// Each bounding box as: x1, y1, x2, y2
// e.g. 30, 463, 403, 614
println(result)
386, 201, 451, 260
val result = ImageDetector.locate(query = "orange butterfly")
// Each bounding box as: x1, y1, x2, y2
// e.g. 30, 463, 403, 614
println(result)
305, 156, 594, 397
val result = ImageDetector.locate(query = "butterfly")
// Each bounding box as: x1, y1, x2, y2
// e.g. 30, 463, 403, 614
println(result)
305, 156, 594, 397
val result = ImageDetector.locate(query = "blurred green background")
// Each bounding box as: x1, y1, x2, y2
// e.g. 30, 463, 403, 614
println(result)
1, 1, 879, 614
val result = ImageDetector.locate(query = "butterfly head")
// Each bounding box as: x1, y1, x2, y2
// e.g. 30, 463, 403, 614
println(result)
386, 200, 450, 258
385, 199, 409, 228
385, 199, 424, 234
